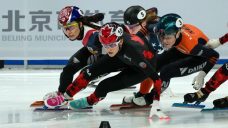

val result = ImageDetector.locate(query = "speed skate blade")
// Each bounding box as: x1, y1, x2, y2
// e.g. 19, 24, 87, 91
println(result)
33, 107, 72, 111
201, 107, 228, 112
30, 101, 44, 107
110, 103, 151, 110
30, 98, 74, 107
33, 106, 92, 111
172, 103, 205, 108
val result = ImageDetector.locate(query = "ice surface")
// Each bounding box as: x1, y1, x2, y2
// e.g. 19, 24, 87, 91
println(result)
0, 69, 227, 128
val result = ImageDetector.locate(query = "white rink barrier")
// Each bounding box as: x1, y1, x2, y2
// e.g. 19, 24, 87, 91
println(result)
0, 0, 228, 60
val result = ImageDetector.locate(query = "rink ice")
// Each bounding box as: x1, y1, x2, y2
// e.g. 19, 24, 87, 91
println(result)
0, 69, 228, 128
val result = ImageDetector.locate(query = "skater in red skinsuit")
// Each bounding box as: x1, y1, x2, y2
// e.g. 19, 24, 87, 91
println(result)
184, 36, 228, 105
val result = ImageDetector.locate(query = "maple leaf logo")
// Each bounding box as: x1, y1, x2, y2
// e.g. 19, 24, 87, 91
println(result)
99, 24, 118, 44
143, 50, 154, 59
101, 25, 113, 37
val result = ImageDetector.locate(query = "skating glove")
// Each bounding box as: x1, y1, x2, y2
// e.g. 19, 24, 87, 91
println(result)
192, 71, 206, 90
206, 39, 221, 49
149, 100, 169, 119
43, 91, 59, 100
206, 33, 228, 49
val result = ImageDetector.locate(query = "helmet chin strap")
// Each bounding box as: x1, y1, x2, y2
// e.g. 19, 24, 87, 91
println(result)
173, 31, 182, 46
138, 21, 148, 35
139, 21, 145, 29
76, 24, 84, 40
118, 39, 123, 51
175, 30, 180, 39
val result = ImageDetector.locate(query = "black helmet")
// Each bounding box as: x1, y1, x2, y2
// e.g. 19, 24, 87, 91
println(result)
156, 13, 183, 36
124, 5, 147, 25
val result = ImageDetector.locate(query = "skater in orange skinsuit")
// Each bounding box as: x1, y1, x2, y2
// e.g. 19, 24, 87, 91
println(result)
131, 14, 228, 109
135, 24, 228, 106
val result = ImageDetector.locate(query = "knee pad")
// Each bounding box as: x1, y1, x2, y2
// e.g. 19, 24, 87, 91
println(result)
72, 70, 90, 89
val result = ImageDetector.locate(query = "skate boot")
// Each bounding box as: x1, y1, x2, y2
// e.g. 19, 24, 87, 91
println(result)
44, 93, 71, 109
213, 96, 228, 108
69, 97, 91, 109
132, 92, 154, 106
184, 90, 209, 104
122, 92, 144, 104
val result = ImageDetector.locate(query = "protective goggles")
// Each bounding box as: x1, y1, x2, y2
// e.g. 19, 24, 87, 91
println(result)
102, 40, 121, 49
62, 22, 79, 31
127, 23, 140, 29
158, 33, 176, 40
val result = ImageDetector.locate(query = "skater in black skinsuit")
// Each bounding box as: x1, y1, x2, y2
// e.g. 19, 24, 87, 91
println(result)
122, 5, 164, 104
45, 22, 167, 118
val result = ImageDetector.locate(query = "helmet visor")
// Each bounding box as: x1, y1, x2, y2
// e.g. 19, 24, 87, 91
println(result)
62, 22, 79, 32
157, 32, 176, 50
102, 40, 121, 49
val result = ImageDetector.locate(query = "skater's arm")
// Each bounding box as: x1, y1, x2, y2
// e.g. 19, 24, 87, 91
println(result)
190, 44, 219, 90
82, 30, 102, 54
190, 44, 219, 74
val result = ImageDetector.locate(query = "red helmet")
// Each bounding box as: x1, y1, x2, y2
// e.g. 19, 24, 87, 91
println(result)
99, 22, 124, 45
58, 6, 84, 26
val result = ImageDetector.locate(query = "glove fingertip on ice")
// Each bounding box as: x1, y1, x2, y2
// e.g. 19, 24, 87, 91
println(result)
159, 116, 170, 120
